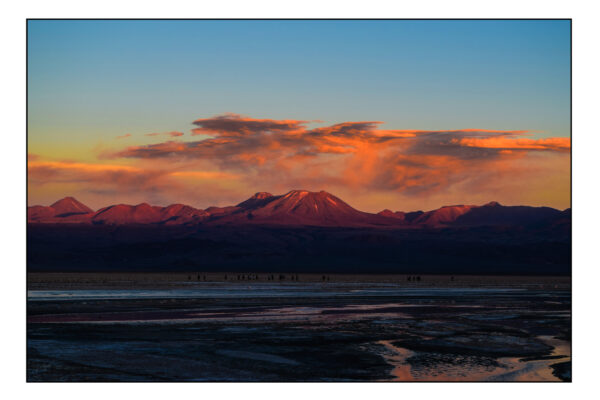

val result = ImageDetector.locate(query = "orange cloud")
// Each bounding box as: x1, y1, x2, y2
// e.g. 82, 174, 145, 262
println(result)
169, 170, 239, 180
104, 114, 570, 199
115, 133, 132, 140
29, 114, 570, 211
454, 137, 570, 151
145, 131, 184, 137
29, 160, 141, 173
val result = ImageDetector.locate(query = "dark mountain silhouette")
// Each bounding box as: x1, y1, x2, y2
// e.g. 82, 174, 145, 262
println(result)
27, 196, 95, 223
377, 202, 566, 228
27, 205, 57, 221
27, 192, 571, 275
404, 211, 425, 223
378, 209, 406, 221
377, 210, 425, 224
27, 191, 569, 229
92, 203, 164, 225
452, 202, 563, 227
205, 206, 241, 217
160, 204, 209, 225
412, 205, 477, 227
92, 203, 209, 225
236, 192, 275, 209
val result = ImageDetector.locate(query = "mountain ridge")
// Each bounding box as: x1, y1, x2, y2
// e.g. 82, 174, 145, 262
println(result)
28, 191, 570, 228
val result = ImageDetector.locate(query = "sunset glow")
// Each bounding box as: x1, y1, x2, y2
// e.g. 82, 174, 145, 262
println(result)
27, 20, 570, 212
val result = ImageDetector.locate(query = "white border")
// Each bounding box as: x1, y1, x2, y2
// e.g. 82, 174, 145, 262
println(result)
4, 0, 599, 398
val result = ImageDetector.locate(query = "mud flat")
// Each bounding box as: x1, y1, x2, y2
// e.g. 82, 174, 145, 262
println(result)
27, 276, 571, 381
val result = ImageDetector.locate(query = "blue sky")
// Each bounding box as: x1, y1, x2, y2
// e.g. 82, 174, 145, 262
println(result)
28, 20, 570, 148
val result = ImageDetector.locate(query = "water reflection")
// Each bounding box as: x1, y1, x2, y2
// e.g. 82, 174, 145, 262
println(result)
378, 335, 570, 381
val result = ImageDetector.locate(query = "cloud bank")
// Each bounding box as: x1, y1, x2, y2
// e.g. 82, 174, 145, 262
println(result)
29, 114, 571, 211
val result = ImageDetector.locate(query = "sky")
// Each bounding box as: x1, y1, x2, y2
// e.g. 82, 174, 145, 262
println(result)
27, 20, 571, 212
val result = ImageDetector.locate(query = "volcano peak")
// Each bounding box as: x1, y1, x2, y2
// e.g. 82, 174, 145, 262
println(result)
49, 197, 93, 215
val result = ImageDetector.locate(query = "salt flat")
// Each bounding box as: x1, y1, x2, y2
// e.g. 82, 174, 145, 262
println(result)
27, 274, 571, 381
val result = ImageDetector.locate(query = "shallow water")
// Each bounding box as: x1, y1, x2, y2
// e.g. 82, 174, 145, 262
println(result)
378, 335, 571, 382
27, 281, 571, 381
28, 285, 527, 301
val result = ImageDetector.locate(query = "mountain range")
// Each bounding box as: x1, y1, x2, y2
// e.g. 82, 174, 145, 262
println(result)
27, 190, 571, 274
28, 190, 570, 229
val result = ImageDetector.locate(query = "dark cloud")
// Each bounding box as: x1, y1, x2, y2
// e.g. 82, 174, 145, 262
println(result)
106, 114, 569, 196
191, 113, 307, 137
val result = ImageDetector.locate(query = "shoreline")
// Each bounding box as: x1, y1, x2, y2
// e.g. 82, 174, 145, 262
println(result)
27, 272, 572, 291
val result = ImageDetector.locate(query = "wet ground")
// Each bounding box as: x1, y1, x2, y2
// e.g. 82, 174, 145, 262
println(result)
27, 275, 571, 381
